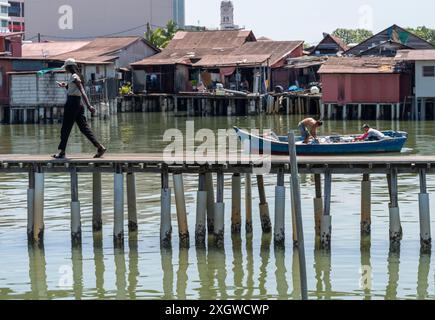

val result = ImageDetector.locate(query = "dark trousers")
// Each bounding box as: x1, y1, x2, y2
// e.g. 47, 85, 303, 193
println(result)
58, 96, 100, 151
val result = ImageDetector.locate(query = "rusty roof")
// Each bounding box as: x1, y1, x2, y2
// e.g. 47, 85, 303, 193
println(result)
167, 29, 256, 50
395, 49, 435, 61
132, 30, 257, 67
286, 55, 329, 69
22, 41, 90, 58
232, 41, 303, 67
51, 36, 157, 63
193, 54, 271, 68
318, 57, 397, 74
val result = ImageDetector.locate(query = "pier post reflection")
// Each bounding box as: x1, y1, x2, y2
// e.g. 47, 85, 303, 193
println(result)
232, 235, 244, 299
161, 247, 174, 299
176, 248, 189, 300
196, 247, 210, 299
274, 247, 289, 299
114, 247, 127, 299
93, 235, 106, 299
385, 249, 400, 300
28, 244, 48, 300
259, 233, 271, 298
313, 250, 332, 300
128, 235, 139, 299
417, 253, 431, 300
360, 238, 372, 300
244, 234, 254, 299
71, 245, 83, 300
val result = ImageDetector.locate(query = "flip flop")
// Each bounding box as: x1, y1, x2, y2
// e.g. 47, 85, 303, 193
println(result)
94, 147, 107, 159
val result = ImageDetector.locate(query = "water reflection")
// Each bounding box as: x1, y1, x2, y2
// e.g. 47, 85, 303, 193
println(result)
360, 239, 372, 300
416, 253, 431, 300
72, 246, 83, 300
93, 235, 106, 298
274, 247, 289, 299
259, 234, 271, 299
161, 248, 174, 299
385, 250, 400, 300
28, 244, 48, 300
128, 236, 139, 299
313, 250, 332, 300
176, 248, 189, 300
231, 235, 243, 300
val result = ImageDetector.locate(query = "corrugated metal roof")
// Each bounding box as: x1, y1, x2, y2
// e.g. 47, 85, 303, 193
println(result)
318, 57, 397, 74
232, 41, 303, 67
51, 36, 154, 63
395, 49, 435, 61
193, 54, 271, 67
286, 56, 328, 69
22, 41, 90, 58
167, 30, 255, 50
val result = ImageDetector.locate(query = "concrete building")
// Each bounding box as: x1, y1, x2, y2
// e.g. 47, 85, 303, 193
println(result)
25, 0, 185, 41
8, 0, 25, 32
221, 1, 238, 30
0, 1, 10, 33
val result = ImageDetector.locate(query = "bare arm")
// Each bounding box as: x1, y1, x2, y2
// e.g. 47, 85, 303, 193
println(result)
75, 80, 93, 109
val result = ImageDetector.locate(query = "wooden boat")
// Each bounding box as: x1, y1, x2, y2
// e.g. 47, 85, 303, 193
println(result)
234, 127, 408, 155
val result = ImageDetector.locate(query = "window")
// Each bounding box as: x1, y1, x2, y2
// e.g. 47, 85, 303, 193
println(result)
1, 20, 8, 28
8, 2, 21, 17
1, 6, 8, 14
423, 66, 435, 77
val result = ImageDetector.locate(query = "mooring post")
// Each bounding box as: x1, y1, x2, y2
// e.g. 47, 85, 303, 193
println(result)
313, 174, 323, 237
321, 170, 332, 250
92, 172, 103, 232
388, 169, 402, 245
288, 132, 308, 300
27, 167, 35, 241
160, 168, 172, 248
418, 169, 431, 251
245, 173, 253, 234
231, 173, 242, 234
114, 165, 125, 246
205, 172, 215, 234
126, 170, 138, 232
33, 167, 45, 244
70, 167, 82, 245
274, 168, 286, 247
173, 173, 189, 248
361, 174, 371, 235
214, 170, 225, 248
195, 172, 207, 247
257, 175, 272, 233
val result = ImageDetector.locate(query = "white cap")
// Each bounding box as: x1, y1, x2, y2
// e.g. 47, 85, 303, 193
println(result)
62, 58, 77, 68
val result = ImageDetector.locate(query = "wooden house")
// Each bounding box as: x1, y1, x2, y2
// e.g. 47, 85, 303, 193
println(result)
346, 25, 435, 57
310, 33, 348, 56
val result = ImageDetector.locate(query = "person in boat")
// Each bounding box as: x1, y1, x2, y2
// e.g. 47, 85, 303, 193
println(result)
354, 124, 385, 142
298, 118, 323, 144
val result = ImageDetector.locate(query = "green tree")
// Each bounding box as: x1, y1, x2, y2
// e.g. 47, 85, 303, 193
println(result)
145, 20, 178, 49
332, 28, 374, 45
406, 26, 435, 45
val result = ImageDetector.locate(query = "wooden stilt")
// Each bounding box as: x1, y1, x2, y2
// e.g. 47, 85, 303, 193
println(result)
70, 167, 81, 245
27, 168, 35, 241
313, 174, 323, 237
419, 169, 431, 251
126, 172, 138, 232
361, 174, 371, 235
321, 171, 332, 250
214, 171, 225, 248
274, 169, 286, 247
388, 169, 402, 246
257, 175, 272, 233
92, 172, 102, 232
231, 173, 242, 234
195, 173, 207, 247
33, 169, 45, 244
245, 173, 253, 234
160, 169, 172, 248
173, 173, 189, 248
205, 172, 215, 234
114, 167, 124, 246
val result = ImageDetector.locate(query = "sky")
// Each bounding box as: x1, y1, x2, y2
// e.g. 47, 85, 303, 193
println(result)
185, 0, 435, 46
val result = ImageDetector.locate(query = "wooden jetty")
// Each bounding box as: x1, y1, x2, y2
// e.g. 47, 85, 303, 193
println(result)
0, 153, 432, 253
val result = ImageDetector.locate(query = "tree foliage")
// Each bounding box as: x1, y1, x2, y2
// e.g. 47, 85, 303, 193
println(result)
332, 28, 374, 45
406, 26, 435, 45
145, 20, 178, 49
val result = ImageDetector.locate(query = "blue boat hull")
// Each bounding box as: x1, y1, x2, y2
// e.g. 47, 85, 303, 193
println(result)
234, 127, 408, 155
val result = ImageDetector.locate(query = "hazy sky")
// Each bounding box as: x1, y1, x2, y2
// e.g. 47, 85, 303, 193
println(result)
186, 0, 435, 45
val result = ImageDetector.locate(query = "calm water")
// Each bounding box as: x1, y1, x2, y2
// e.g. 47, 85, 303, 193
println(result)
0, 113, 434, 300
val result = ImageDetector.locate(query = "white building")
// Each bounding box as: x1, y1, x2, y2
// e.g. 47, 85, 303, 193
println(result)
0, 1, 10, 33
25, 0, 185, 41
220, 1, 238, 30
8, 0, 25, 32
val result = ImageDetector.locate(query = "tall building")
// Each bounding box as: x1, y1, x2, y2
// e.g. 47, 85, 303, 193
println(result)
25, 0, 185, 41
8, 0, 25, 32
220, 0, 238, 30
0, 1, 10, 33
